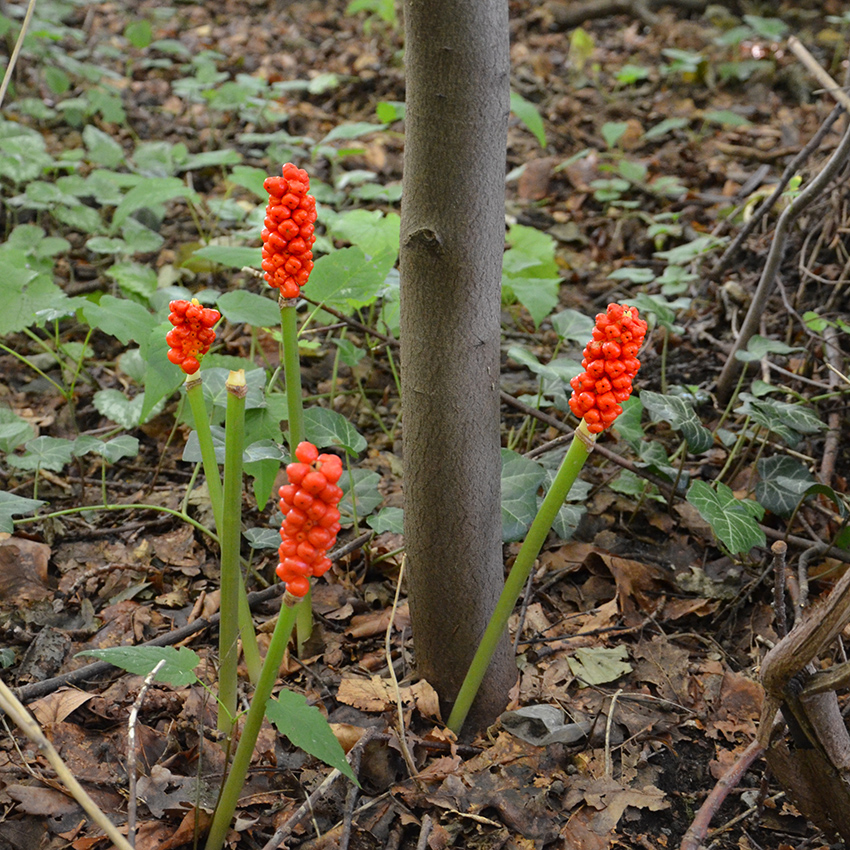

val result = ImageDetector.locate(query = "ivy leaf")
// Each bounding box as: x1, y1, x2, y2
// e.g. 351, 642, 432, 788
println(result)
183, 426, 226, 464
75, 646, 200, 687
501, 449, 545, 543
266, 690, 357, 783
755, 456, 815, 516
94, 389, 164, 428
308, 247, 395, 315
339, 470, 383, 523
193, 245, 261, 270
0, 492, 46, 533
326, 209, 400, 261
7, 437, 75, 472
735, 393, 825, 448
304, 408, 367, 456
640, 390, 713, 454
0, 409, 34, 453
217, 290, 280, 327
111, 177, 200, 229
686, 480, 765, 554
243, 527, 280, 550
367, 506, 404, 534
82, 295, 158, 345
735, 334, 804, 363
551, 309, 595, 346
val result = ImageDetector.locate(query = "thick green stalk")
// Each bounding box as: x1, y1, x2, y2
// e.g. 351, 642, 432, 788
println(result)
204, 596, 299, 850
446, 421, 598, 734
218, 371, 247, 737
279, 298, 313, 650
186, 373, 262, 684
280, 300, 305, 449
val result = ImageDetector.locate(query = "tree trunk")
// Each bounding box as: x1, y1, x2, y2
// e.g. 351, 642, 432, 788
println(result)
399, 0, 515, 731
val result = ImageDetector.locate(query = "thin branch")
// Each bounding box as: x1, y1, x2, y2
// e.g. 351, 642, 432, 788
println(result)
679, 737, 765, 850
126, 659, 166, 847
715, 121, 850, 402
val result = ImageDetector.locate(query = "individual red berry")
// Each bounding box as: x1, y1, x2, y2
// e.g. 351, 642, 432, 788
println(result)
319, 483, 343, 504
285, 462, 310, 485
302, 471, 328, 495
307, 526, 332, 549
284, 507, 308, 528
295, 442, 319, 464
318, 507, 340, 529
293, 490, 314, 510
306, 500, 328, 521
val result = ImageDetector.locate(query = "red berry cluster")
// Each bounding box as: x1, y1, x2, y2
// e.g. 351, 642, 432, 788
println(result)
261, 163, 317, 299
166, 299, 221, 375
569, 303, 648, 434
277, 442, 344, 597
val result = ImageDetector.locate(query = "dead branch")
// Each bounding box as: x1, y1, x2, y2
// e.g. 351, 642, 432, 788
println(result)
714, 122, 850, 403
715, 38, 850, 402
679, 738, 765, 850
546, 0, 708, 30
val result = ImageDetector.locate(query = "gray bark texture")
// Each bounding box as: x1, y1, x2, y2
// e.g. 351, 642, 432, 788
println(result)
399, 0, 515, 731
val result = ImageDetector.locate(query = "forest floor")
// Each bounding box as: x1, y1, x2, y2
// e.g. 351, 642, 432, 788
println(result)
1, 0, 850, 848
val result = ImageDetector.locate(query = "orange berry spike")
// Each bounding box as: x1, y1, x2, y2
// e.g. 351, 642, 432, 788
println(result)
166, 299, 221, 375
276, 441, 344, 596
261, 163, 317, 299
568, 303, 648, 434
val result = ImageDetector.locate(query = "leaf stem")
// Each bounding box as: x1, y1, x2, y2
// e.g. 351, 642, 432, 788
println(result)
204, 595, 299, 850
218, 371, 246, 737
446, 420, 597, 735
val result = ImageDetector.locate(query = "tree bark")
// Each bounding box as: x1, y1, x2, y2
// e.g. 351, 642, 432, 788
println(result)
399, 0, 515, 731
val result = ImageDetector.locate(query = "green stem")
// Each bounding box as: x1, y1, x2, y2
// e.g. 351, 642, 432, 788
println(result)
204, 596, 299, 850
446, 421, 598, 735
185, 374, 224, 521
280, 301, 305, 449
0, 341, 67, 398
280, 298, 313, 651
186, 373, 261, 685
15, 503, 218, 540
218, 371, 247, 737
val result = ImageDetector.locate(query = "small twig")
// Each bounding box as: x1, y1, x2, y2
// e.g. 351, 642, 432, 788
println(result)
415, 814, 433, 850
711, 104, 844, 279
820, 325, 843, 487
385, 822, 404, 850
512, 571, 536, 654
788, 37, 850, 112
797, 542, 830, 623
679, 737, 765, 850
385, 556, 419, 781
604, 689, 623, 778
0, 0, 38, 108
715, 118, 850, 402
339, 733, 368, 850
771, 541, 788, 639
126, 659, 166, 847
